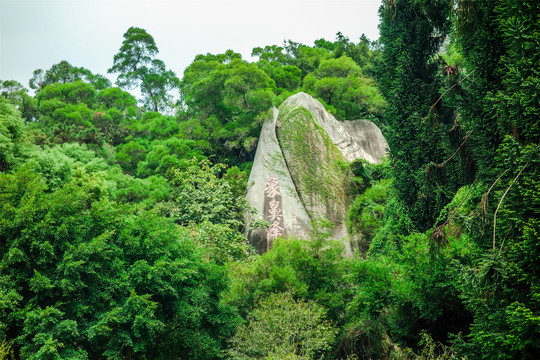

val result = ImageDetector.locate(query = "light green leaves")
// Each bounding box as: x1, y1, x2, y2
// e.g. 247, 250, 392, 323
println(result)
0, 98, 24, 171
227, 292, 337, 360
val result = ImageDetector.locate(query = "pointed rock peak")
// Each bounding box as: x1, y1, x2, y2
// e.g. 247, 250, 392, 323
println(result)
279, 92, 387, 163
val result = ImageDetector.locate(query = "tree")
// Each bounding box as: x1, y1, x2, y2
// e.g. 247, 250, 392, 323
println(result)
0, 80, 37, 122
303, 56, 385, 120
108, 27, 179, 112
180, 51, 275, 164
0, 98, 24, 171
377, 0, 462, 231
29, 60, 111, 92
283, 40, 331, 79
96, 87, 137, 111
35, 81, 101, 145
224, 235, 349, 323
161, 158, 245, 230
227, 292, 337, 360
32, 80, 139, 146
448, 0, 540, 357
0, 165, 238, 359
347, 179, 391, 253
250, 35, 383, 118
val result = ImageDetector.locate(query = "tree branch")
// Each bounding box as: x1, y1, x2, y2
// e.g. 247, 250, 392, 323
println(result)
481, 169, 509, 220
435, 131, 472, 168
493, 162, 529, 251
429, 69, 476, 112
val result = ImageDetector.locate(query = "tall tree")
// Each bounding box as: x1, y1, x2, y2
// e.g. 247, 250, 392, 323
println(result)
377, 0, 461, 231
450, 0, 540, 357
108, 27, 179, 112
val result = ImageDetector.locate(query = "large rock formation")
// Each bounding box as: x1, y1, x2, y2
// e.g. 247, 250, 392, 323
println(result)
245, 107, 312, 252
246, 92, 387, 254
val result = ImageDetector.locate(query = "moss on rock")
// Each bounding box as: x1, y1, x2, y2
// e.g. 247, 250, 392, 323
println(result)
276, 103, 350, 225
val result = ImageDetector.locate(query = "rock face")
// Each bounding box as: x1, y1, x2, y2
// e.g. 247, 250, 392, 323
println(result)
245, 92, 387, 254
245, 108, 312, 252
282, 92, 387, 163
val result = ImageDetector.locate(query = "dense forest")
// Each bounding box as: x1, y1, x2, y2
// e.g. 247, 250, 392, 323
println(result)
1, 0, 538, 359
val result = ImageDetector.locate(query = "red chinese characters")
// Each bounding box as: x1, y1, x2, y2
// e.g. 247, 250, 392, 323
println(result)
265, 177, 284, 241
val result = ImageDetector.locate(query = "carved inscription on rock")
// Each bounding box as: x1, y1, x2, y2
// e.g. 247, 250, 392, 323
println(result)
264, 177, 285, 248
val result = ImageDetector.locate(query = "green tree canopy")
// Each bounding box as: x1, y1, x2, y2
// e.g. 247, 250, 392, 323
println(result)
376, 0, 463, 231
158, 158, 246, 230
180, 51, 276, 164
0, 80, 37, 122
0, 98, 24, 171
303, 56, 385, 120
108, 27, 179, 112
29, 60, 111, 92
0, 166, 238, 359
227, 292, 337, 360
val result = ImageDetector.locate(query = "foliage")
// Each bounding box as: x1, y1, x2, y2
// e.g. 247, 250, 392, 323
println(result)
136, 138, 205, 178
180, 51, 276, 165
0, 80, 38, 122
1, 11, 538, 359
34, 81, 105, 145
389, 331, 465, 360
189, 221, 250, 265
0, 99, 24, 171
223, 164, 250, 199
0, 166, 238, 359
114, 140, 147, 174
96, 86, 137, 111
445, 0, 540, 357
227, 292, 337, 360
29, 60, 111, 92
347, 179, 391, 253
108, 27, 179, 112
367, 1, 540, 358
28, 78, 138, 148
252, 34, 384, 120
315, 32, 381, 77
303, 56, 385, 120
377, 0, 465, 231
159, 158, 246, 230
225, 234, 348, 320
16, 142, 170, 210
446, 140, 540, 359
0, 339, 14, 359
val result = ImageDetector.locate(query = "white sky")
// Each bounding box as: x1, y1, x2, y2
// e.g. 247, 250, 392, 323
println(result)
0, 0, 382, 89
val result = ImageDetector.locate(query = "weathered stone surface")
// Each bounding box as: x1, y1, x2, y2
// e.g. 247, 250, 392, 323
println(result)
245, 108, 312, 254
340, 120, 387, 163
282, 92, 387, 163
245, 93, 387, 255
276, 95, 349, 229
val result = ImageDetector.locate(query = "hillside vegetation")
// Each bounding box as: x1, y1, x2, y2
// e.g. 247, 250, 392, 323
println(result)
1, 0, 538, 359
